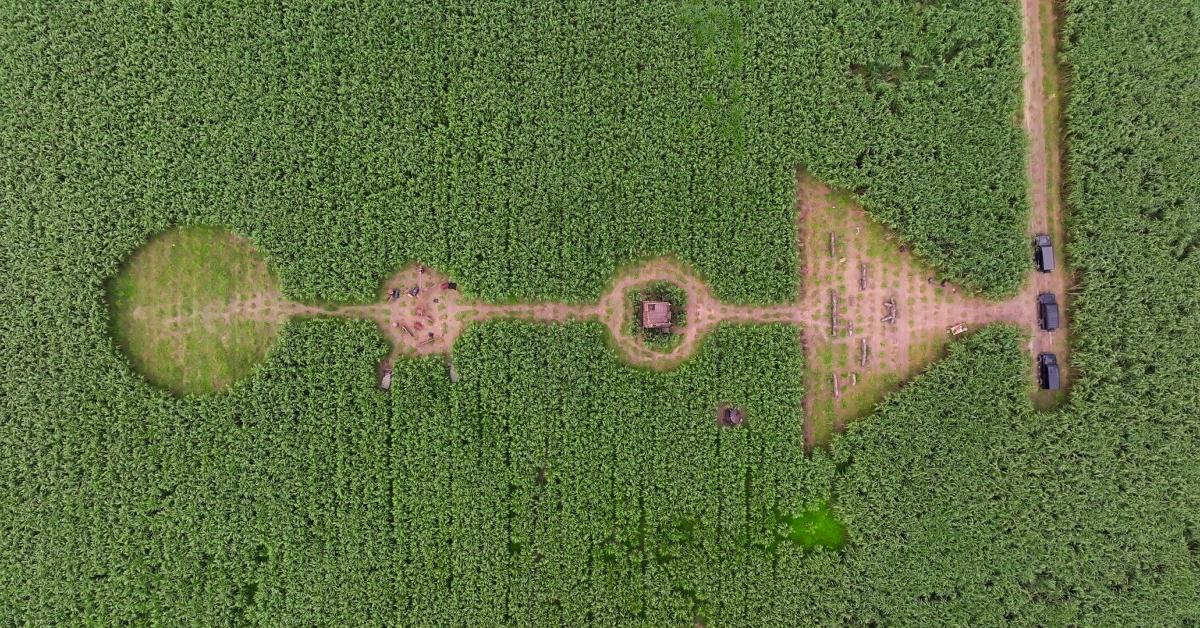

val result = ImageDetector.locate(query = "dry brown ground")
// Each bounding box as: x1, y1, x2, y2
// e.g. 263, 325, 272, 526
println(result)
1023, 0, 1072, 396
310, 259, 813, 372
797, 177, 1056, 447
143, 0, 1069, 446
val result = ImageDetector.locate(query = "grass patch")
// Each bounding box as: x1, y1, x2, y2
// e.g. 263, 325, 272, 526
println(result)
108, 226, 282, 395
784, 502, 847, 551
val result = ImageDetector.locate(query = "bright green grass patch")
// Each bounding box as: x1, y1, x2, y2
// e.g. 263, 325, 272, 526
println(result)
108, 226, 282, 396
786, 502, 847, 551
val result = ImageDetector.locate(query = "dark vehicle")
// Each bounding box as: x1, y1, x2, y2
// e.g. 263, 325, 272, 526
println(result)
1034, 234, 1055, 272
1037, 293, 1060, 331
1038, 353, 1060, 390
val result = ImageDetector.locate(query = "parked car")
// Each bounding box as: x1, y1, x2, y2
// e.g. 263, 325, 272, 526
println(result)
1037, 293, 1060, 331
1038, 353, 1060, 390
1034, 234, 1055, 272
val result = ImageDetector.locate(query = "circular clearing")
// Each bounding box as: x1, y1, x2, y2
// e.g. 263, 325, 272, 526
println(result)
108, 226, 286, 396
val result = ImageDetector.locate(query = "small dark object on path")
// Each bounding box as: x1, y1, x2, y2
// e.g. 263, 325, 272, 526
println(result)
408, 286, 420, 298
1037, 293, 1060, 331
388, 288, 401, 301
718, 405, 745, 427
379, 367, 393, 390
441, 282, 457, 290
1034, 234, 1055, 273
1038, 352, 1060, 390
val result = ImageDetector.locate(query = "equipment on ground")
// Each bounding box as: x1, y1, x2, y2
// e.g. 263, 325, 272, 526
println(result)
641, 301, 672, 330
881, 298, 897, 324
379, 367, 393, 390
1034, 234, 1055, 273
719, 406, 745, 427
1038, 353, 1060, 390
1037, 293, 1060, 331
830, 290, 839, 336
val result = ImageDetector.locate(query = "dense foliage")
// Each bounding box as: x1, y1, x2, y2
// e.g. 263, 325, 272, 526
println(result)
805, 2, 1200, 621
0, 0, 1027, 307
7, 0, 1199, 624
1048, 0, 1200, 620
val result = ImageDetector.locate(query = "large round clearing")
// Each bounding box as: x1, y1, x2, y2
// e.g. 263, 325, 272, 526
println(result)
108, 227, 285, 395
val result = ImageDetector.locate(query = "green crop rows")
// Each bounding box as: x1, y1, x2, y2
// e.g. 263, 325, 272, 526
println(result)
0, 0, 1028, 306
3, 0, 1199, 624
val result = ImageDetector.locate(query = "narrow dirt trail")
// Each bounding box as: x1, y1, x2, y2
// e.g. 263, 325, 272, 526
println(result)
171, 0, 1071, 437
1021, 0, 1072, 388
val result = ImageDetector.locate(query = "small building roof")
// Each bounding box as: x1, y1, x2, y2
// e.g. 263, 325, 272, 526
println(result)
641, 300, 672, 330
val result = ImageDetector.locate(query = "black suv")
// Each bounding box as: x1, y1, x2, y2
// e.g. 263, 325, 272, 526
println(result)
1038, 353, 1060, 390
1037, 293, 1060, 331
1034, 234, 1055, 272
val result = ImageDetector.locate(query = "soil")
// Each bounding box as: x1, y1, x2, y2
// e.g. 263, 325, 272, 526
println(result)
1022, 0, 1072, 399
181, 163, 1065, 435
157, 0, 1070, 441
796, 177, 1044, 448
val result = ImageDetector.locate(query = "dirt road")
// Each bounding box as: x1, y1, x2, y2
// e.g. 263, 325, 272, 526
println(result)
1021, 0, 1071, 391
164, 0, 1071, 441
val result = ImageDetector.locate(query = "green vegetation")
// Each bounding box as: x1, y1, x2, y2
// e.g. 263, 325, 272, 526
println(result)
627, 280, 688, 350
8, 0, 1200, 624
396, 322, 827, 623
0, 1, 1027, 309
785, 502, 847, 551
829, 325, 1046, 623
108, 227, 283, 395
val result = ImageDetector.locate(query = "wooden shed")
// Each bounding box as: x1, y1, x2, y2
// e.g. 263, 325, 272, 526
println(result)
641, 301, 672, 330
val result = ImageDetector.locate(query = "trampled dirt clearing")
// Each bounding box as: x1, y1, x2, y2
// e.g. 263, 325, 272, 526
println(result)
118, 0, 1071, 440
1022, 0, 1072, 405
797, 178, 1047, 446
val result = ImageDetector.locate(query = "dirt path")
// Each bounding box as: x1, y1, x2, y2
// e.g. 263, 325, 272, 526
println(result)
796, 177, 1046, 448
301, 259, 820, 372
1021, 0, 1071, 392
167, 0, 1070, 441
798, 0, 1071, 446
